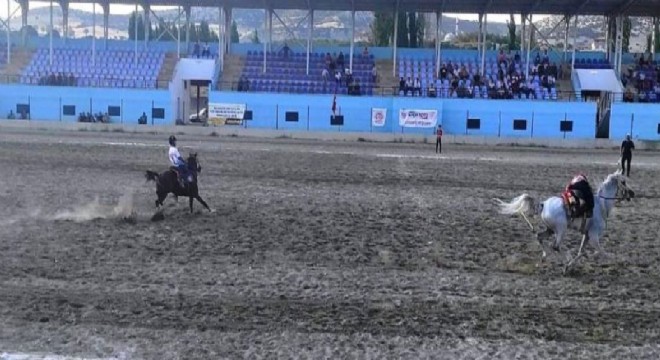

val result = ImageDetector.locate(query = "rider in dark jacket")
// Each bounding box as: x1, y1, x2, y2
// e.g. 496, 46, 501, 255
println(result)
566, 174, 594, 234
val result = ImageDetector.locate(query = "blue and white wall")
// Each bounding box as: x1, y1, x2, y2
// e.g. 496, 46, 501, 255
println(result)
0, 84, 171, 125
610, 103, 660, 141
5, 83, 660, 141
209, 91, 598, 139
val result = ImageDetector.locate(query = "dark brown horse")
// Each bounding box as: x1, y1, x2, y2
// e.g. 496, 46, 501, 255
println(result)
145, 153, 212, 214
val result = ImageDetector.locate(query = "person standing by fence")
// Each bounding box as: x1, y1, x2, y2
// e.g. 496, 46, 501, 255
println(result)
620, 134, 635, 177
435, 125, 443, 153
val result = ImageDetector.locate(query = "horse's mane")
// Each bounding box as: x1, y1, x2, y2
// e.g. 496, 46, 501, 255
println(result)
599, 171, 626, 194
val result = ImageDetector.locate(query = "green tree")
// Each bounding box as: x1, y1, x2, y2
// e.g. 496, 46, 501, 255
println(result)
199, 20, 212, 42
507, 14, 518, 50
623, 17, 632, 52
370, 11, 393, 46
646, 21, 660, 53
251, 29, 260, 44
230, 20, 239, 43
128, 11, 145, 40
407, 13, 417, 48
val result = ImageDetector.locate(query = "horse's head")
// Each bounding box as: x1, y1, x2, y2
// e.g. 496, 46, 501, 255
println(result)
187, 152, 202, 176
602, 169, 635, 201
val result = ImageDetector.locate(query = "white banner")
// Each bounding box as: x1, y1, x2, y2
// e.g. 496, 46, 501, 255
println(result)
209, 103, 246, 120
371, 108, 387, 127
398, 109, 438, 128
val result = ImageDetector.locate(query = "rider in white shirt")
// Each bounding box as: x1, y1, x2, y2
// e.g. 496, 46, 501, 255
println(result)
168, 135, 189, 187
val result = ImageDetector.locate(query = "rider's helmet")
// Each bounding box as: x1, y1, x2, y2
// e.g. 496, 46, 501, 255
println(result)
168, 135, 176, 146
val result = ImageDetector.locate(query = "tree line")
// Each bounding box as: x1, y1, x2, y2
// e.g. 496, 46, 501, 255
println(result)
128, 11, 239, 43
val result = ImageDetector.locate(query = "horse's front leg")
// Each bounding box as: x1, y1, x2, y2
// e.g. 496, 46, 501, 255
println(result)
189, 196, 194, 213
564, 234, 588, 274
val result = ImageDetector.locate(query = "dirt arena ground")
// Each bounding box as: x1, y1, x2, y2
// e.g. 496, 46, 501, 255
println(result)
1, 129, 660, 359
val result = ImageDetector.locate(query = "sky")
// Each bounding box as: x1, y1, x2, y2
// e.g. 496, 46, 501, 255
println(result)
0, 2, 551, 24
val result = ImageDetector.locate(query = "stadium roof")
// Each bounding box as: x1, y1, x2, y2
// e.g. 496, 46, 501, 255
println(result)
80, 0, 660, 17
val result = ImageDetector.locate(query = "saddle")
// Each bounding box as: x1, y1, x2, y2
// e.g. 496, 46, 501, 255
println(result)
561, 189, 592, 219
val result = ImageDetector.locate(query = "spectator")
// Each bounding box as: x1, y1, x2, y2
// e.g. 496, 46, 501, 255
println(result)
435, 125, 443, 153
371, 65, 378, 82
335, 71, 342, 86
413, 77, 421, 96
281, 43, 290, 59
7, 110, 15, 119
193, 42, 200, 58
399, 77, 406, 94
362, 46, 369, 57
405, 77, 413, 96
620, 134, 635, 177
322, 68, 329, 84
337, 51, 345, 71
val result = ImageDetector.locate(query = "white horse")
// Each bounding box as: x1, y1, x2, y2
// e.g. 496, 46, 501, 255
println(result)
495, 169, 635, 272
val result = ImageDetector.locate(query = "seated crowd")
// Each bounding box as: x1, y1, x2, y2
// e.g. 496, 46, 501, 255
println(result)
238, 46, 376, 95
621, 53, 660, 103
398, 50, 560, 100
37, 72, 77, 86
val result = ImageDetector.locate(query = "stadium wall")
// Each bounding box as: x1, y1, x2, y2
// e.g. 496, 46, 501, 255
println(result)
0, 84, 171, 125
610, 103, 660, 141
210, 91, 598, 139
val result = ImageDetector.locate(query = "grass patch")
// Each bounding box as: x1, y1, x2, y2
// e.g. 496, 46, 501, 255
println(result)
112, 128, 125, 133
209, 131, 219, 137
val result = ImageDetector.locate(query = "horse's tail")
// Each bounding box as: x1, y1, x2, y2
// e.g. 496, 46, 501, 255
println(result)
493, 194, 537, 216
145, 170, 159, 183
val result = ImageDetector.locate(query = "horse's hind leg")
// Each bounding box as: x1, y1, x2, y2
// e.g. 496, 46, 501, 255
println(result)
535, 228, 553, 266
156, 191, 168, 208
195, 195, 212, 212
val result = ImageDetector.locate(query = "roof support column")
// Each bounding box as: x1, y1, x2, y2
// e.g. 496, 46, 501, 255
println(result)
306, 9, 314, 75
5, 0, 11, 64
572, 15, 579, 78
521, 14, 526, 77
60, 1, 68, 44
614, 15, 623, 75
134, 2, 138, 66
177, 6, 181, 58
263, 9, 267, 73
477, 13, 482, 56
49, 0, 53, 66
92, 2, 96, 67
184, 6, 191, 56
392, 0, 399, 78
525, 14, 533, 81
268, 9, 272, 52
349, 9, 354, 73
652, 17, 657, 60
19, 0, 28, 47
604, 16, 610, 62
563, 15, 570, 63
102, 3, 109, 50
481, 13, 487, 79
435, 10, 443, 78
144, 4, 150, 48
218, 7, 223, 67
225, 7, 232, 55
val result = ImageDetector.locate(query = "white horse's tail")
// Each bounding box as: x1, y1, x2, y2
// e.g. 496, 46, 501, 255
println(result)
493, 194, 538, 216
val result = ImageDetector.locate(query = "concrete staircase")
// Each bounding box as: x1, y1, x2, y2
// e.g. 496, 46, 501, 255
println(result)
375, 59, 398, 95
157, 52, 178, 87
0, 49, 35, 83
218, 54, 244, 90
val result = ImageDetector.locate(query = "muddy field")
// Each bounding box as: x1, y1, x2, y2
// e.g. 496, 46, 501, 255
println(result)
1, 129, 660, 359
